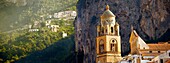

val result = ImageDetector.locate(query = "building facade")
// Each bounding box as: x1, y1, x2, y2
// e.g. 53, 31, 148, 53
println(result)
96, 5, 122, 63
125, 29, 170, 63
152, 50, 170, 63
53, 11, 76, 20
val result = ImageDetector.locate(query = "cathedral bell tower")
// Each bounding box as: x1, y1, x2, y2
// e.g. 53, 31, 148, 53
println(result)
96, 5, 122, 63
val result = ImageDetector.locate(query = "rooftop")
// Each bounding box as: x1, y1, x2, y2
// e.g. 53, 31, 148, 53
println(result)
101, 5, 115, 19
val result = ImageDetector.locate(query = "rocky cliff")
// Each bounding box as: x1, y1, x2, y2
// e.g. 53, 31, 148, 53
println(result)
74, 0, 170, 63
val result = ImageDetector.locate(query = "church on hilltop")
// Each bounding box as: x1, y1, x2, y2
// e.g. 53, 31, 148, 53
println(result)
96, 5, 170, 63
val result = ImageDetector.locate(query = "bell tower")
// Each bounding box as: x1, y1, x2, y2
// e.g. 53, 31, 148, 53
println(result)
96, 5, 122, 63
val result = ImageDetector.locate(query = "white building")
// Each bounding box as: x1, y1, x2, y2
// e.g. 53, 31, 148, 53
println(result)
152, 50, 170, 63
45, 20, 51, 26
28, 22, 40, 32
62, 31, 67, 38
53, 11, 77, 20
28, 25, 32, 29
50, 25, 59, 32
29, 29, 39, 32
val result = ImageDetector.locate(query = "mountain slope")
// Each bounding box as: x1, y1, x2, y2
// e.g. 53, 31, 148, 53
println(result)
0, 0, 77, 32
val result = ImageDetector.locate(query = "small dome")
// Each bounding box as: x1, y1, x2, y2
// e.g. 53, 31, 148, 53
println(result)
101, 5, 115, 19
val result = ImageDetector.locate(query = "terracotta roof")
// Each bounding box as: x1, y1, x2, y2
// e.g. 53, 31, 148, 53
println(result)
141, 53, 162, 56
166, 59, 170, 63
140, 49, 168, 51
147, 44, 170, 50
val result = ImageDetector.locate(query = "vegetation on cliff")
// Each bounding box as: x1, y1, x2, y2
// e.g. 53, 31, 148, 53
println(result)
0, 0, 77, 63
0, 18, 74, 63
0, 0, 77, 32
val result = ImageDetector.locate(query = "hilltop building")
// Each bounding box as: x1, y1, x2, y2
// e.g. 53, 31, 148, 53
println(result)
54, 11, 76, 20
96, 5, 122, 63
33, 21, 41, 28
45, 20, 60, 32
28, 21, 40, 32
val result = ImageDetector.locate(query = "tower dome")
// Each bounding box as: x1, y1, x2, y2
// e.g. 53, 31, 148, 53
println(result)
101, 5, 115, 19
100, 5, 116, 26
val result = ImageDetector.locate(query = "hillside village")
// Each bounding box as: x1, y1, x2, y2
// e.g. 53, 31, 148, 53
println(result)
0, 0, 78, 63
0, 10, 76, 63
4, 11, 76, 38
0, 11, 77, 63
27, 11, 76, 37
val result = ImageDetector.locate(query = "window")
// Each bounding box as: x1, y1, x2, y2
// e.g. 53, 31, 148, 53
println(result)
158, 51, 160, 53
110, 39, 116, 52
111, 27, 113, 33
99, 39, 104, 53
141, 57, 143, 59
105, 29, 107, 33
160, 59, 163, 63
149, 51, 152, 53
128, 60, 132, 62
101, 27, 104, 35
110, 44, 114, 51
99, 45, 104, 53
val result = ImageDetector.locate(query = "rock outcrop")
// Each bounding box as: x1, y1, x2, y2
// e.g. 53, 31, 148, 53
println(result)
74, 0, 170, 63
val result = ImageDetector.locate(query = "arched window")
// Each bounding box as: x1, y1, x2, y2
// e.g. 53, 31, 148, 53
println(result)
110, 39, 117, 52
99, 39, 104, 53
111, 27, 113, 33
105, 29, 107, 34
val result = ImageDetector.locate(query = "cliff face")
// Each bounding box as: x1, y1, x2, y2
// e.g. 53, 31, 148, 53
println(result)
74, 0, 170, 63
